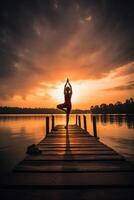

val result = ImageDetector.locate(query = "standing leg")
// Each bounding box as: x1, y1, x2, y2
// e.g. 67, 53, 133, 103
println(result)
65, 106, 71, 129
65, 112, 69, 128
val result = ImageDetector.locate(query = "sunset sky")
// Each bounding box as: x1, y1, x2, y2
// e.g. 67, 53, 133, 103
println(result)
0, 0, 134, 109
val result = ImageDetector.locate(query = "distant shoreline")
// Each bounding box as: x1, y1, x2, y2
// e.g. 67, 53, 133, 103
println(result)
0, 104, 134, 114
0, 107, 90, 114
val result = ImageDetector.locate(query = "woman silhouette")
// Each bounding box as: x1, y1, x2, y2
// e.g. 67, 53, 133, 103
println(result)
57, 78, 72, 129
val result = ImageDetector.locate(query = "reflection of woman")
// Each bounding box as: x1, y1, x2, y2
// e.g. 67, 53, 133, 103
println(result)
57, 78, 72, 129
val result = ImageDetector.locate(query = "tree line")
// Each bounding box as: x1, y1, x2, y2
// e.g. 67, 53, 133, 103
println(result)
0, 107, 89, 114
90, 98, 134, 114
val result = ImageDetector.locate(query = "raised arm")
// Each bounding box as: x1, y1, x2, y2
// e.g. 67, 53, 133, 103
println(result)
64, 80, 68, 94
67, 79, 72, 95
69, 82, 72, 95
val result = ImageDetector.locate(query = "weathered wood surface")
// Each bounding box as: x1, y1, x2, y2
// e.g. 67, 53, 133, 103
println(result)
1, 124, 134, 200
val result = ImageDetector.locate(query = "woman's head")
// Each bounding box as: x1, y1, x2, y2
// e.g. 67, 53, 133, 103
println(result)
66, 86, 71, 92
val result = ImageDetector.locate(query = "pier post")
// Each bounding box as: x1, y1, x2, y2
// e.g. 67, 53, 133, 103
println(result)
46, 116, 49, 136
83, 115, 87, 131
93, 116, 97, 138
78, 115, 81, 127
52, 115, 55, 131
76, 115, 78, 125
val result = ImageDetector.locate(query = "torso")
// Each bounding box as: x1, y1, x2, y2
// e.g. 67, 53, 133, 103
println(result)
65, 94, 71, 105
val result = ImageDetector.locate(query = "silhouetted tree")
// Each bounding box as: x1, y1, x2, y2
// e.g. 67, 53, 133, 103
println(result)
90, 98, 134, 114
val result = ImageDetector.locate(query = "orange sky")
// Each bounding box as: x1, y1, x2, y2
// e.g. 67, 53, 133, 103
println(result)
0, 1, 134, 109
1, 61, 133, 109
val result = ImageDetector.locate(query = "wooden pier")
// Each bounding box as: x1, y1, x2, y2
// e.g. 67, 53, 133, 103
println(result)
1, 115, 134, 200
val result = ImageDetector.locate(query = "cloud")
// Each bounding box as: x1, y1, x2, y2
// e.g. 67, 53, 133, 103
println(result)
104, 81, 134, 91
0, 0, 134, 102
113, 62, 134, 77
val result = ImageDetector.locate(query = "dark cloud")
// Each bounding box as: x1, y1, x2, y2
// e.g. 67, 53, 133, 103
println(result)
0, 0, 134, 101
104, 81, 134, 91
114, 62, 134, 77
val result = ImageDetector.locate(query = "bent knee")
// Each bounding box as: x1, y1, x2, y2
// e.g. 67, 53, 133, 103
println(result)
57, 104, 61, 109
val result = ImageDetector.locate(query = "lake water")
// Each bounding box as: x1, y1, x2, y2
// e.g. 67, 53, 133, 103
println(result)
0, 114, 134, 176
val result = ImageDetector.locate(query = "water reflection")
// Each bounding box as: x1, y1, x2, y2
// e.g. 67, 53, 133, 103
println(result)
90, 114, 134, 164
91, 114, 134, 129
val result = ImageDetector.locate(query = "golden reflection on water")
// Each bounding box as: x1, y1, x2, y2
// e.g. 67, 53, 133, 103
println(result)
95, 117, 134, 161
0, 114, 133, 138
88, 114, 134, 162
0, 116, 45, 144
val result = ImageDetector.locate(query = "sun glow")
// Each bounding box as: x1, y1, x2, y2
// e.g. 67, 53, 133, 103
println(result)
49, 81, 82, 104
49, 78, 110, 108
48, 73, 125, 108
4, 70, 132, 109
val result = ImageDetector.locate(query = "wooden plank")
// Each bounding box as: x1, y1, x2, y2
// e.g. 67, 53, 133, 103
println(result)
37, 147, 114, 151
40, 142, 103, 145
46, 135, 93, 138
14, 163, 134, 172
53, 132, 89, 134
14, 160, 134, 173
37, 144, 112, 149
25, 154, 124, 161
16, 160, 134, 169
33, 150, 117, 155
0, 188, 134, 200
38, 142, 106, 146
44, 138, 97, 140
2, 172, 134, 187
40, 140, 102, 144
39, 140, 104, 144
